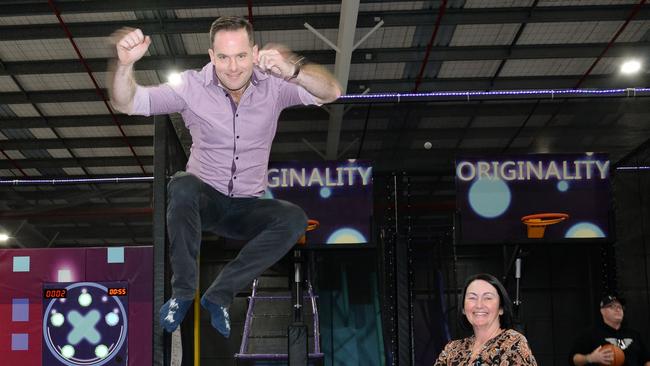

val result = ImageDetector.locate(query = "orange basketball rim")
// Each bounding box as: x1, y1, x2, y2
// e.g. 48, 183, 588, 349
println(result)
521, 213, 569, 239
297, 219, 320, 245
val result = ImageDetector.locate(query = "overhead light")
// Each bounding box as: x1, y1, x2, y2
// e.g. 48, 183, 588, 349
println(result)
0, 233, 9, 242
620, 59, 641, 74
167, 71, 182, 86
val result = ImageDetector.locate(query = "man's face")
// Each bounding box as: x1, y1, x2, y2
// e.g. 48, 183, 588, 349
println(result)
208, 28, 258, 92
601, 301, 624, 325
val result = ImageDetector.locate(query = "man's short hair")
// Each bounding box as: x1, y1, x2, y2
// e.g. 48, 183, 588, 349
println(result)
209, 16, 254, 47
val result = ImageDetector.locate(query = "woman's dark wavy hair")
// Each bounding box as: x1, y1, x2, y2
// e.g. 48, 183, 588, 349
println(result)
458, 273, 514, 331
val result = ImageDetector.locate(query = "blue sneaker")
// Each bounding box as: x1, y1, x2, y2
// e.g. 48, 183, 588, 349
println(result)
160, 297, 193, 333
200, 296, 231, 338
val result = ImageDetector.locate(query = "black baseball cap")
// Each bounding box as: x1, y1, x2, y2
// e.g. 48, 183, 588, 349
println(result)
600, 295, 625, 308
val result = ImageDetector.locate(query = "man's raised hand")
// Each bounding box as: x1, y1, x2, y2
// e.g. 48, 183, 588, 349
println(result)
256, 43, 297, 79
112, 28, 151, 66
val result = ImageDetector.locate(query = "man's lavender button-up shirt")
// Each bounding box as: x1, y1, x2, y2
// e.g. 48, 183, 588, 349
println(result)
131, 63, 318, 197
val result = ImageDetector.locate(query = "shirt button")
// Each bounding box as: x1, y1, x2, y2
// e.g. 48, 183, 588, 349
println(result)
236, 135, 240, 139
233, 176, 237, 180
235, 157, 239, 160
230, 193, 234, 197
236, 114, 239, 117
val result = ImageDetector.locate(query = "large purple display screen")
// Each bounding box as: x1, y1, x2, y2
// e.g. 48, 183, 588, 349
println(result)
265, 160, 373, 246
456, 153, 611, 243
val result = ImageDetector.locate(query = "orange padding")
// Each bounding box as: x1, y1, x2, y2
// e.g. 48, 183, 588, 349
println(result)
521, 213, 569, 226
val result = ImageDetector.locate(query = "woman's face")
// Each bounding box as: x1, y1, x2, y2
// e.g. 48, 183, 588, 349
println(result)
464, 279, 502, 330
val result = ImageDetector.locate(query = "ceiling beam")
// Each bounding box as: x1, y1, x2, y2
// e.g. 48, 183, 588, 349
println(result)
0, 136, 152, 150
36, 226, 152, 241
2, 124, 637, 150
0, 0, 341, 15
0, 89, 109, 103
271, 140, 643, 158
1, 6, 648, 40
270, 142, 638, 162
2, 75, 647, 104
269, 148, 517, 163
7, 144, 636, 172
326, 0, 359, 159
0, 115, 151, 128
2, 99, 645, 129
3, 43, 648, 75
285, 98, 649, 119
1, 0, 640, 17
0, 206, 153, 220
273, 125, 648, 143
0, 156, 153, 169
4, 188, 151, 202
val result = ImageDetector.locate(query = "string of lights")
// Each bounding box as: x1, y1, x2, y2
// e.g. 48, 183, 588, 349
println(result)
0, 176, 155, 185
337, 87, 650, 102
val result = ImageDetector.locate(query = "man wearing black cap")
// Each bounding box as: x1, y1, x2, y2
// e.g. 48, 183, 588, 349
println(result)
570, 295, 650, 365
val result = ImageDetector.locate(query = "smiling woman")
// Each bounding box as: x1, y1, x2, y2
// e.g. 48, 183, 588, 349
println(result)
434, 273, 538, 366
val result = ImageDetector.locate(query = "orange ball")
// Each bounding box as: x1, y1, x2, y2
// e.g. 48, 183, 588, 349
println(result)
599, 343, 625, 366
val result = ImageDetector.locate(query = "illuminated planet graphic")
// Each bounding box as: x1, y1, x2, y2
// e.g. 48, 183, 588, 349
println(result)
557, 180, 569, 192
320, 187, 332, 198
468, 177, 511, 218
262, 190, 273, 199
326, 228, 366, 244
565, 222, 606, 238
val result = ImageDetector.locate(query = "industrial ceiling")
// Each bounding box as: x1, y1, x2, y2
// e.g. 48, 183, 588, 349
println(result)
0, 0, 648, 247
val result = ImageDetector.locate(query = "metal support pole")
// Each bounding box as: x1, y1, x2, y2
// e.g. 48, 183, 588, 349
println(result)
289, 249, 307, 365
293, 249, 304, 322
395, 174, 413, 366
152, 115, 167, 366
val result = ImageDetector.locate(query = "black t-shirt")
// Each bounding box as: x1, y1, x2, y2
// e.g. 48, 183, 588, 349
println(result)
569, 321, 650, 366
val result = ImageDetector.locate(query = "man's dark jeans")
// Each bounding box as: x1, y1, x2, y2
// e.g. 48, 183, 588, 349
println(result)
166, 172, 308, 306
